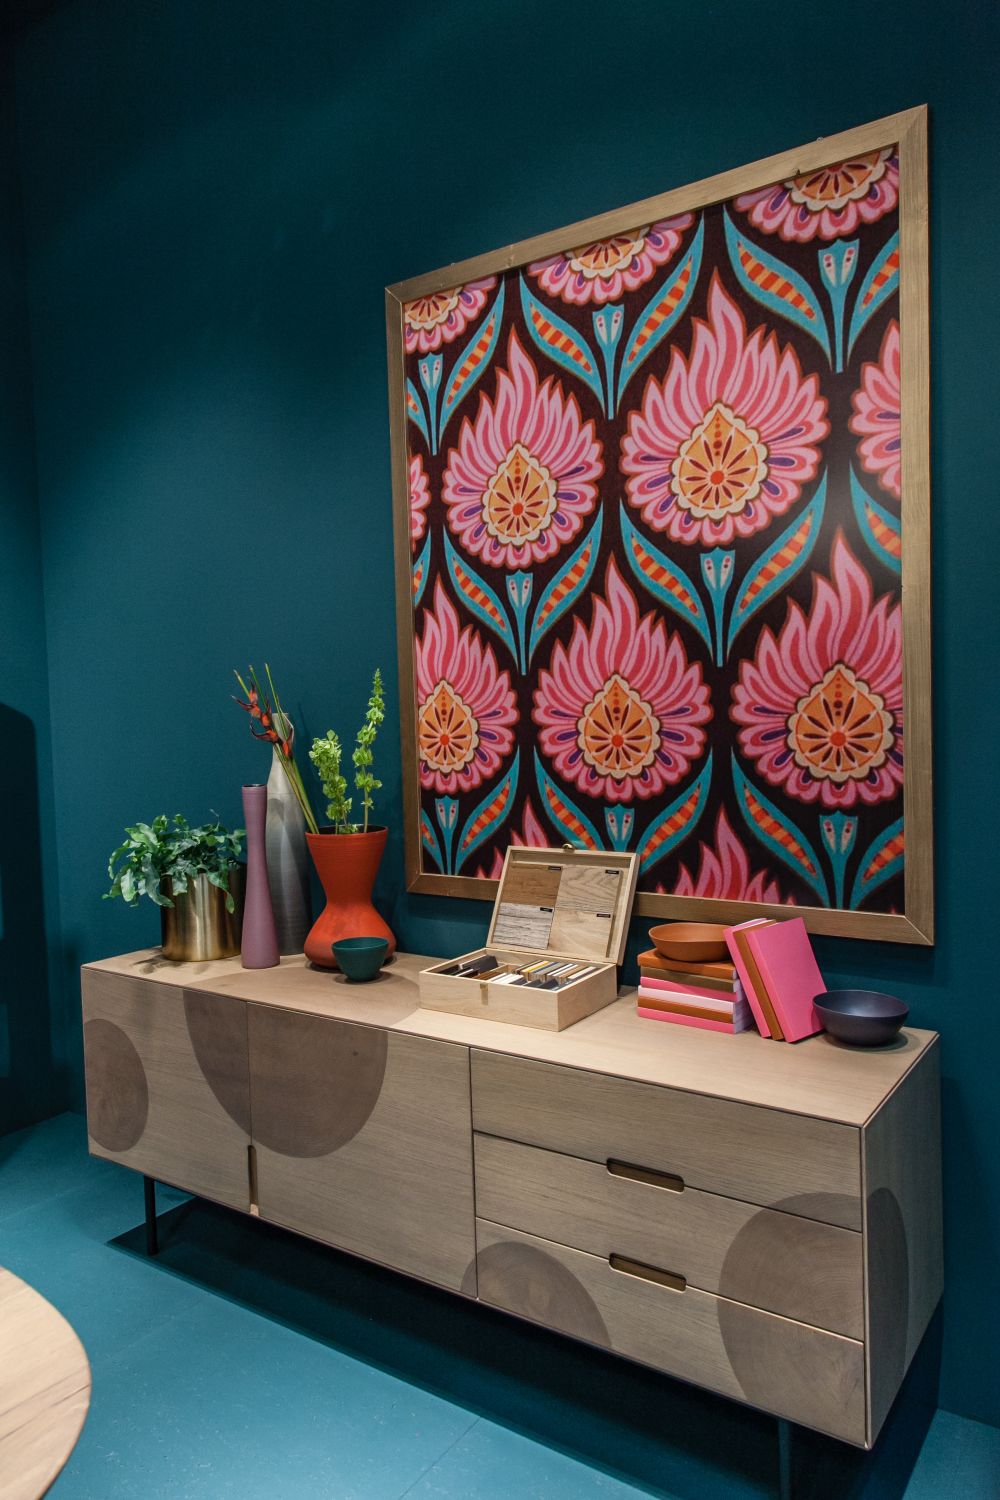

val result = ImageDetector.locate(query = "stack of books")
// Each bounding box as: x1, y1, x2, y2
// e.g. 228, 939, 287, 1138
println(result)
636, 949, 754, 1033
724, 917, 824, 1042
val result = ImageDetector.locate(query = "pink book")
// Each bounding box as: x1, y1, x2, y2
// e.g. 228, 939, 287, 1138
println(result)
637, 983, 735, 1017
637, 1006, 737, 1034
638, 974, 738, 1005
743, 918, 824, 1043
723, 919, 774, 1038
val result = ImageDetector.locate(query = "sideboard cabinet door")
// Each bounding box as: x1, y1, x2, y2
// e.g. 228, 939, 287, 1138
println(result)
81, 970, 252, 1209
246, 1006, 475, 1291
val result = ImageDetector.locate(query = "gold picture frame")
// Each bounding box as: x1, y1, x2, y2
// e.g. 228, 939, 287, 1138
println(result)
386, 107, 931, 944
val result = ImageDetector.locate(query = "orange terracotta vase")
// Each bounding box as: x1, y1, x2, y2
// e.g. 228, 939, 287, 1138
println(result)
304, 826, 395, 969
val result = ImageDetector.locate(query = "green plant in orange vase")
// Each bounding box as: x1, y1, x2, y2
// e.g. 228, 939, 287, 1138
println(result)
303, 668, 394, 969
353, 668, 384, 834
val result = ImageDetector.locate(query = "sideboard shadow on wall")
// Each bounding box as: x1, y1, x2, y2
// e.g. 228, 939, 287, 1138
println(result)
385, 106, 931, 946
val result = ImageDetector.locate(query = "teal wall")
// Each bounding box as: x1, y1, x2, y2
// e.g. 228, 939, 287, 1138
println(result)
9, 0, 1000, 1427
0, 53, 63, 1134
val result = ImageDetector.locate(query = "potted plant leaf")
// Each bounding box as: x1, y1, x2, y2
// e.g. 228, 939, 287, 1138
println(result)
303, 669, 395, 969
105, 814, 245, 961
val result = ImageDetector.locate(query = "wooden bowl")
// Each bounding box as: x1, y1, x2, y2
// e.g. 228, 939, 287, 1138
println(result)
648, 922, 730, 962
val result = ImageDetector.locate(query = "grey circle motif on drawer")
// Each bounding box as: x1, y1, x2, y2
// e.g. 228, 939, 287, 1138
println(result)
866, 1186, 909, 1397
716, 1190, 869, 1439
717, 1194, 862, 1334
471, 1241, 610, 1348
183, 990, 252, 1133
84, 1018, 149, 1151
249, 1009, 389, 1158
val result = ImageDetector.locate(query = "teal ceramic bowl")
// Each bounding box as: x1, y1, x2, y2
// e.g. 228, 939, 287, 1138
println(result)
332, 936, 389, 982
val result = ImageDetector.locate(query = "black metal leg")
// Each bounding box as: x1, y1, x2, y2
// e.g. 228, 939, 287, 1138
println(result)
778, 1417, 793, 1500
143, 1174, 159, 1257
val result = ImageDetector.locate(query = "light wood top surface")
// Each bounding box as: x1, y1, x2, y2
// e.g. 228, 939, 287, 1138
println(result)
0, 1268, 90, 1500
86, 949, 936, 1127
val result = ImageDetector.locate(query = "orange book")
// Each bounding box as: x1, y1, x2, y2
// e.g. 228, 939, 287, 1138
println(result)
638, 949, 736, 981
639, 965, 736, 994
637, 993, 737, 1024
728, 922, 784, 1040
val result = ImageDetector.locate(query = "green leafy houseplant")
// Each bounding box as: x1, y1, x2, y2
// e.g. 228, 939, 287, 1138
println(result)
309, 670, 385, 834
105, 815, 245, 912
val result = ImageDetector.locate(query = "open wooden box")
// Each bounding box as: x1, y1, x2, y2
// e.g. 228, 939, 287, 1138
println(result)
419, 846, 639, 1031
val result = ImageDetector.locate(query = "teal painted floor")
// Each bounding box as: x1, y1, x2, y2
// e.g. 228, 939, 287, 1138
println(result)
0, 1114, 995, 1499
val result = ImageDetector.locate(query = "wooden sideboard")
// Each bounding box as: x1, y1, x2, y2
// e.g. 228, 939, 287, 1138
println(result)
81, 949, 941, 1457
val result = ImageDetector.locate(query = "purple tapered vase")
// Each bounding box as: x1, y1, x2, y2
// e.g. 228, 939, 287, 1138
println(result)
241, 784, 279, 969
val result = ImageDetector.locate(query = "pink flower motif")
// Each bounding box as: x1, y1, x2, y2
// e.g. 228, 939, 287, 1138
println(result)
416, 581, 517, 794
409, 454, 430, 548
735, 149, 899, 243
672, 808, 791, 904
403, 276, 497, 355
474, 798, 548, 879
533, 560, 712, 803
621, 276, 828, 545
850, 321, 901, 501
528, 215, 694, 306
732, 534, 903, 808
442, 332, 603, 569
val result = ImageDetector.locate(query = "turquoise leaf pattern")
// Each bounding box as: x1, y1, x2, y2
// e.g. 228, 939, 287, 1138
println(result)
439, 281, 506, 441
617, 216, 704, 405
442, 531, 516, 659
638, 754, 713, 874
727, 476, 827, 653
454, 751, 520, 873
419, 810, 443, 871
620, 504, 712, 652
405, 378, 430, 447
850, 818, 904, 909
533, 751, 602, 850
724, 210, 831, 362
412, 533, 431, 609
527, 511, 603, 664
519, 276, 605, 407
850, 468, 901, 575
847, 232, 899, 358
732, 755, 829, 904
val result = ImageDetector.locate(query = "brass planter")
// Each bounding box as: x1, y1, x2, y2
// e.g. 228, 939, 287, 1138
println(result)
159, 866, 245, 962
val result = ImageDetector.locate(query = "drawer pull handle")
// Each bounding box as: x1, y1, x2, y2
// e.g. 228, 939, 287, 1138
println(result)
609, 1254, 686, 1293
607, 1159, 684, 1193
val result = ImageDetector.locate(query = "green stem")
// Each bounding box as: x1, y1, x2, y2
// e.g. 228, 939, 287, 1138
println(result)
277, 751, 319, 834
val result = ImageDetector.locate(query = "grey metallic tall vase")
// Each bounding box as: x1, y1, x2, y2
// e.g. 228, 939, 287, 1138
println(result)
266, 739, 311, 954
241, 784, 279, 969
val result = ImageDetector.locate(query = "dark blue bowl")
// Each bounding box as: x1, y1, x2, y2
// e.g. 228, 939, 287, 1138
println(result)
814, 989, 909, 1047
332, 936, 389, 982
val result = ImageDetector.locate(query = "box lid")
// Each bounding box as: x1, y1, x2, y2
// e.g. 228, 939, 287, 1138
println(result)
486, 846, 639, 966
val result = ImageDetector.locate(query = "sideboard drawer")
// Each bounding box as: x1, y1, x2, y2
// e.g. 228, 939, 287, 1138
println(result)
474, 1220, 866, 1444
471, 1050, 861, 1229
474, 1134, 863, 1338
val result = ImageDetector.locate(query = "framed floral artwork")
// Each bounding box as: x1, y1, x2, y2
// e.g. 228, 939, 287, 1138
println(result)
386, 107, 931, 944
